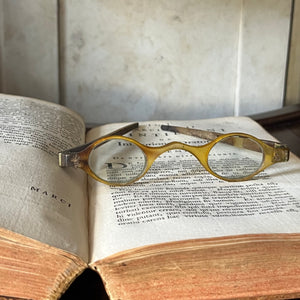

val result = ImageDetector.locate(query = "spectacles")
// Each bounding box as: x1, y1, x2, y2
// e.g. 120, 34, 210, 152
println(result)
58, 122, 289, 186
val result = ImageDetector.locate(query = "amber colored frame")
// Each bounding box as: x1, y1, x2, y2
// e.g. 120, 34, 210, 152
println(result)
58, 122, 289, 186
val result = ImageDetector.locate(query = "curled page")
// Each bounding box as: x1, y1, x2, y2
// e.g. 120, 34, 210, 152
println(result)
0, 94, 89, 261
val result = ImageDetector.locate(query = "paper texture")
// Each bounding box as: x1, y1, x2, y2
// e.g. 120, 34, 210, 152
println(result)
88, 118, 300, 261
0, 94, 89, 261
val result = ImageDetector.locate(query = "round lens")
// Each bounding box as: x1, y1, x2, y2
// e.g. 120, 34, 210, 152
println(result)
207, 135, 263, 180
88, 138, 147, 184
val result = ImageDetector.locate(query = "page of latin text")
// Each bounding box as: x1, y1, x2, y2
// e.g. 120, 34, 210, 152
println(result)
0, 94, 89, 261
88, 117, 300, 262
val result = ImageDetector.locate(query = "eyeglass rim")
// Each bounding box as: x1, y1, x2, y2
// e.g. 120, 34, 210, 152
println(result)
87, 137, 149, 185
77, 132, 279, 185
58, 123, 289, 186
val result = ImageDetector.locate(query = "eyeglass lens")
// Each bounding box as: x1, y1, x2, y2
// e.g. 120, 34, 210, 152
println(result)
207, 136, 264, 179
88, 138, 147, 184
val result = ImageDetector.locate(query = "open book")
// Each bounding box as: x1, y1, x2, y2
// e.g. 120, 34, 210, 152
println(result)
0, 94, 300, 300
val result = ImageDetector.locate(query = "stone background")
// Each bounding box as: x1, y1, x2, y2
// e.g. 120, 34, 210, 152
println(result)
0, 0, 296, 124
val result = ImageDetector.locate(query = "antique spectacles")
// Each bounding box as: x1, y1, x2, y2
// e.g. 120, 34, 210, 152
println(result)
58, 123, 289, 186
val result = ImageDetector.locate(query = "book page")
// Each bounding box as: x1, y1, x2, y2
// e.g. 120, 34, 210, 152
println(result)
0, 94, 89, 261
87, 117, 300, 262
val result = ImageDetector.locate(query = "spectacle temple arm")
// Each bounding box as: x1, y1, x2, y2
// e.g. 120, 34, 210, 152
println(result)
58, 122, 139, 167
261, 139, 290, 162
161, 124, 223, 141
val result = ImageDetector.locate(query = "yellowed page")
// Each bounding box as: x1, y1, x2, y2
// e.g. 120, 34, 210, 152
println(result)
0, 94, 88, 261
87, 117, 300, 262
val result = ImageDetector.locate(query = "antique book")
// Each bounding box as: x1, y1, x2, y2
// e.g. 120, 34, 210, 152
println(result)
0, 93, 299, 300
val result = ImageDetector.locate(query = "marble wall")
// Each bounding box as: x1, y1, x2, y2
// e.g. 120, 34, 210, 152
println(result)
0, 0, 292, 124
285, 0, 300, 106
0, 0, 59, 103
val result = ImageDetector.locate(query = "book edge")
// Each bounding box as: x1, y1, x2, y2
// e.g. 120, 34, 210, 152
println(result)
0, 227, 87, 300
